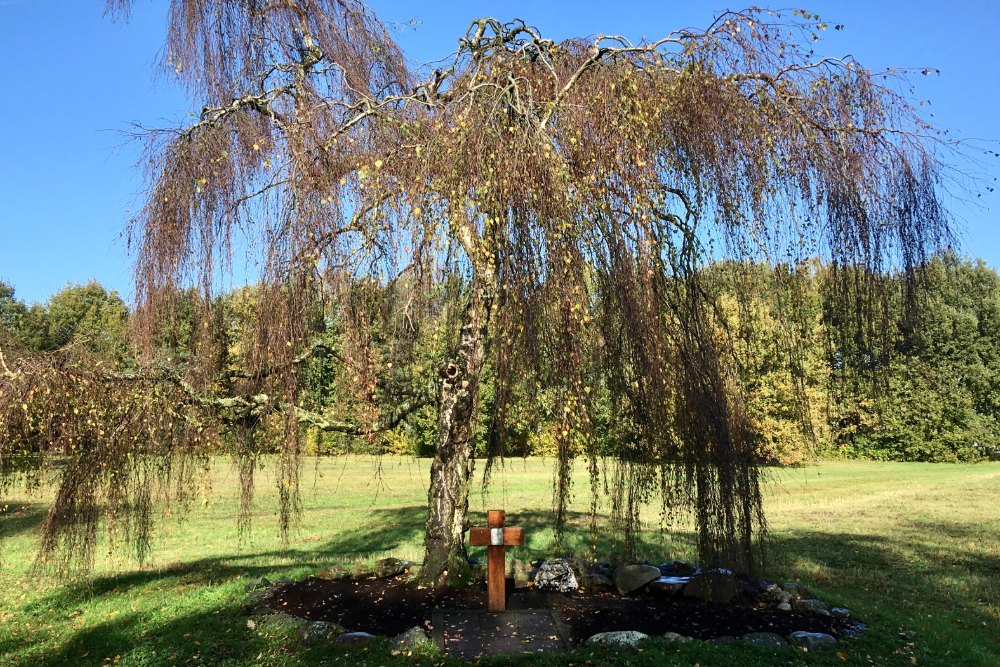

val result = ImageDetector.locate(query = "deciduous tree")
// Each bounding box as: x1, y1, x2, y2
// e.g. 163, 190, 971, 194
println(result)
1, 2, 955, 582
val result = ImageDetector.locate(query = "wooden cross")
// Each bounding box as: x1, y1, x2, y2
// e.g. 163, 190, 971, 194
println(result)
468, 509, 524, 612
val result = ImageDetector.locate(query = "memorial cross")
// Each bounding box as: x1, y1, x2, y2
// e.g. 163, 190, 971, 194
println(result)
468, 509, 525, 612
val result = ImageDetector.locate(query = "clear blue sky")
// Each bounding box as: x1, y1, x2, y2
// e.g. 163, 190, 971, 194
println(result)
1, 1, 998, 305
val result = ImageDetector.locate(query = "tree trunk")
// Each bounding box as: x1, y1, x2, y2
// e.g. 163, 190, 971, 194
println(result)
420, 278, 492, 585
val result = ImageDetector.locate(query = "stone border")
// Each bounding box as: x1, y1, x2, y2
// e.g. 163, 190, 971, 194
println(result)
244, 557, 867, 658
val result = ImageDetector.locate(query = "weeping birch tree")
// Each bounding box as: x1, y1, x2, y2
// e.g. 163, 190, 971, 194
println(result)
1, 1, 952, 583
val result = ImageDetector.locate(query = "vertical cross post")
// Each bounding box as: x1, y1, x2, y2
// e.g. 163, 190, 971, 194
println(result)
486, 510, 506, 612
468, 509, 525, 612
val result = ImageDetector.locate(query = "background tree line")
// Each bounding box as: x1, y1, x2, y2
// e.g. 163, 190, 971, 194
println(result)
3, 251, 998, 466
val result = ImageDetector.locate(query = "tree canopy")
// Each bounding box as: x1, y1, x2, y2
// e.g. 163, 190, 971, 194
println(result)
1, 2, 956, 581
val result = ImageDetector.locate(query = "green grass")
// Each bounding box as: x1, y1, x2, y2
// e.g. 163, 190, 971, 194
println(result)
1, 458, 997, 666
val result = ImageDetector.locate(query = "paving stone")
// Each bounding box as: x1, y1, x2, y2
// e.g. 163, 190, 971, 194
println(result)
788, 631, 837, 648
432, 609, 570, 659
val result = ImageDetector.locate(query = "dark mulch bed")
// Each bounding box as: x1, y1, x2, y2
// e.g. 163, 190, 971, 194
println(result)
267, 576, 859, 644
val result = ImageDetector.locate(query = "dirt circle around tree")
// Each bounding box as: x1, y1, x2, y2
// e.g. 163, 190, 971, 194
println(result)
266, 575, 862, 646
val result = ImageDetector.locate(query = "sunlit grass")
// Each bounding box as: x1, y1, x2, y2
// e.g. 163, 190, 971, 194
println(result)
1, 458, 997, 666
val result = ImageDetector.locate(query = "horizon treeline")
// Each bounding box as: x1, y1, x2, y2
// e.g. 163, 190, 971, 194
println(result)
2, 251, 998, 464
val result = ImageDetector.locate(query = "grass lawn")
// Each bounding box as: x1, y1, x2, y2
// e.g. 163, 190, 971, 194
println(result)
1, 458, 997, 666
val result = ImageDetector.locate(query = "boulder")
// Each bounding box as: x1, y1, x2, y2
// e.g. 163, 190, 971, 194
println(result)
781, 582, 811, 599
248, 588, 274, 604
534, 559, 579, 592
586, 631, 649, 648
316, 565, 352, 581
657, 561, 700, 577
777, 602, 792, 612
742, 632, 788, 647
565, 558, 595, 579
792, 598, 830, 615
256, 613, 307, 632
760, 584, 794, 605
787, 631, 837, 649
389, 626, 435, 652
245, 577, 272, 592
298, 621, 345, 645
830, 607, 851, 619
592, 561, 614, 578
683, 570, 738, 605
335, 632, 378, 645
662, 631, 693, 643
510, 559, 537, 587
648, 576, 690, 597
577, 573, 616, 594
614, 564, 661, 594
373, 557, 408, 578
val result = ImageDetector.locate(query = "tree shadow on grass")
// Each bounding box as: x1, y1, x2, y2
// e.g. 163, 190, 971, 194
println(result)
0, 501, 48, 540
1, 600, 387, 667
21, 506, 680, 609
10, 505, 1000, 666
762, 523, 999, 667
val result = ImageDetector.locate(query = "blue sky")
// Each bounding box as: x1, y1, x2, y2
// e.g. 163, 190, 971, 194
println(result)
1, 1, 997, 305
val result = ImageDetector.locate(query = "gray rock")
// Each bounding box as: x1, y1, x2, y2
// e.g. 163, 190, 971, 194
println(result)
586, 631, 649, 648
245, 577, 272, 592
248, 589, 274, 604
614, 564, 661, 594
565, 558, 595, 579
349, 564, 373, 579
792, 598, 829, 615
760, 584, 794, 605
274, 577, 295, 585
298, 621, 346, 645
577, 573, 616, 594
373, 557, 407, 578
648, 576, 690, 596
831, 607, 851, 619
662, 631, 693, 643
683, 570, 738, 605
513, 562, 536, 589
657, 561, 700, 577
781, 582, 811, 599
257, 613, 307, 632
777, 602, 792, 612
742, 632, 788, 647
534, 559, 579, 592
315, 565, 352, 581
592, 561, 614, 577
708, 635, 737, 645
788, 631, 837, 649
335, 632, 378, 645
389, 626, 435, 652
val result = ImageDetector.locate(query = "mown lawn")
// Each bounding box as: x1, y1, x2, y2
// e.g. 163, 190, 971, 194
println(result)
1, 459, 997, 666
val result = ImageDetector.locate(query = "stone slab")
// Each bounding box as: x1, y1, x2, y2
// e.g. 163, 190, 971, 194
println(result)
432, 609, 571, 659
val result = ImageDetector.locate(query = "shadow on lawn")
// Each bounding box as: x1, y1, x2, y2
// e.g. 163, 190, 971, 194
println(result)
21, 506, 677, 609
0, 501, 48, 540
9, 507, 1000, 666
5, 602, 322, 667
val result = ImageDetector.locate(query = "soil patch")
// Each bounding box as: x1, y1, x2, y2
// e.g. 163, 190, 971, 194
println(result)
267, 576, 859, 644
